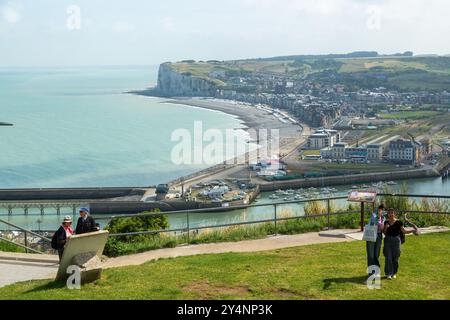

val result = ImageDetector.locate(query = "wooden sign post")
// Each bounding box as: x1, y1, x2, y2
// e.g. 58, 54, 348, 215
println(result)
347, 190, 378, 231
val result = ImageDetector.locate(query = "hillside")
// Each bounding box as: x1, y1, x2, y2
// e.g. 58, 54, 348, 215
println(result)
152, 52, 450, 96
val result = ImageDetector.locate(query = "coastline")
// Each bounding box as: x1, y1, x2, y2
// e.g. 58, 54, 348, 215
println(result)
131, 94, 310, 188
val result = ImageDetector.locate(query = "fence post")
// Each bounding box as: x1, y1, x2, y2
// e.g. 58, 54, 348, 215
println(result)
274, 204, 278, 235
360, 202, 365, 232
327, 198, 331, 230
24, 231, 28, 254
186, 211, 190, 245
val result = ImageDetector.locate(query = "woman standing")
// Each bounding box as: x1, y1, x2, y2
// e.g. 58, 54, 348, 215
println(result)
54, 216, 74, 261
366, 205, 386, 270
383, 209, 414, 280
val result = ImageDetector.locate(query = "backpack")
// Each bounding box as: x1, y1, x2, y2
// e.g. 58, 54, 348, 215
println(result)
51, 232, 58, 250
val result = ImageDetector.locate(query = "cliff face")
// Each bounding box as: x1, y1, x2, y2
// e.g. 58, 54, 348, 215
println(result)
156, 63, 218, 97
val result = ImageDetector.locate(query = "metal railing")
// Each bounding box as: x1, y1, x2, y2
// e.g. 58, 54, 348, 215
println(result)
95, 193, 450, 242
0, 218, 52, 254
1, 193, 449, 250
0, 200, 87, 216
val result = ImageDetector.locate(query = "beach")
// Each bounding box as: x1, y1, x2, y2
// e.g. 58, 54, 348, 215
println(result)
164, 97, 309, 157
154, 97, 311, 189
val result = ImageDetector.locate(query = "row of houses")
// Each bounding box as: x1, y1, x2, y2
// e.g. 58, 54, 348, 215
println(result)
320, 143, 383, 161
319, 139, 427, 164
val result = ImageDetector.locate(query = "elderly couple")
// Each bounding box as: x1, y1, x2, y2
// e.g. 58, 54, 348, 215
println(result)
366, 205, 416, 280
53, 207, 98, 260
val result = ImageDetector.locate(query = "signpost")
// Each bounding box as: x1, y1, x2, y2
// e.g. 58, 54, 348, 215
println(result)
348, 190, 378, 231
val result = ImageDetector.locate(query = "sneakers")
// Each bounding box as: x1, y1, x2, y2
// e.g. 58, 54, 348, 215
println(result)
386, 275, 397, 280
387, 275, 393, 280
393, 274, 397, 279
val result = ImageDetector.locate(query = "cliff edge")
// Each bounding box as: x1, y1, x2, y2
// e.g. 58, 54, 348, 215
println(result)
155, 62, 219, 97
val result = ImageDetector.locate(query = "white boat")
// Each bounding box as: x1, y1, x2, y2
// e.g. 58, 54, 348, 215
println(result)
387, 181, 397, 185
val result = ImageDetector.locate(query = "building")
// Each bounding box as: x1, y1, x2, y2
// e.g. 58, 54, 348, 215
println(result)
367, 144, 383, 160
331, 143, 348, 159
345, 147, 368, 161
388, 139, 418, 165
323, 143, 381, 161
306, 129, 340, 150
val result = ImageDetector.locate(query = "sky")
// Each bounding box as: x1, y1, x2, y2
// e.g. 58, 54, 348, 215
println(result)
0, 0, 450, 66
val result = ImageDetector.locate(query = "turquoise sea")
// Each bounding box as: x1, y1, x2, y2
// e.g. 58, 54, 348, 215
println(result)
0, 66, 248, 188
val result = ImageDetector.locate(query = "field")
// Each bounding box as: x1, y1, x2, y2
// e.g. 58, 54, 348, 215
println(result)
170, 55, 450, 91
1, 232, 449, 300
377, 111, 441, 120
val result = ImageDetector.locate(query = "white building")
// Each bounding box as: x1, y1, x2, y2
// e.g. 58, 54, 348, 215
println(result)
306, 129, 340, 150
331, 143, 348, 159
367, 144, 383, 160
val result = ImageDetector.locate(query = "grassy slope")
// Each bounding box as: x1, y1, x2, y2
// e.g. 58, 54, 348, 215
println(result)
0, 241, 25, 253
377, 111, 441, 120
1, 232, 449, 300
171, 57, 450, 91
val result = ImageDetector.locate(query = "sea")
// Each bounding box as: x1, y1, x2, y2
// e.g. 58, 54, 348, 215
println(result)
0, 65, 249, 188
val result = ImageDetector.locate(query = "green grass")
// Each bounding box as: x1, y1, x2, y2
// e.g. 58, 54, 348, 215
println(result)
0, 240, 25, 253
1, 232, 449, 300
104, 214, 362, 257
378, 111, 441, 120
306, 163, 400, 172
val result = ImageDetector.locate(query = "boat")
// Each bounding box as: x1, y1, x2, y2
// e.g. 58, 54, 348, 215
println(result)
387, 181, 397, 185
269, 194, 279, 200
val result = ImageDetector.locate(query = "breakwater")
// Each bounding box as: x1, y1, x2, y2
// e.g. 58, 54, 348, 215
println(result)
89, 200, 223, 215
259, 168, 440, 192
0, 187, 147, 201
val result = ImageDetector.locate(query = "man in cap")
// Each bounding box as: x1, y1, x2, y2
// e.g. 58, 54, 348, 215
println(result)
75, 207, 98, 235
52, 215, 74, 261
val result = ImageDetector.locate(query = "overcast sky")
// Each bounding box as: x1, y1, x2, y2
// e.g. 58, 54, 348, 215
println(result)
1, 0, 449, 66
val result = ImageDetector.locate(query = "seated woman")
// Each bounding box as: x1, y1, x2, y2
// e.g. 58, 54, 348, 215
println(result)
383, 208, 415, 280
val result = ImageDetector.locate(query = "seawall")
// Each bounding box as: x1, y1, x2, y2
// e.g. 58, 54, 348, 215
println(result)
0, 188, 147, 201
90, 200, 223, 215
259, 168, 440, 192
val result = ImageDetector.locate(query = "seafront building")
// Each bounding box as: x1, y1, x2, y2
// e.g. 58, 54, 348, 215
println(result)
388, 139, 419, 165
320, 143, 383, 162
306, 129, 340, 150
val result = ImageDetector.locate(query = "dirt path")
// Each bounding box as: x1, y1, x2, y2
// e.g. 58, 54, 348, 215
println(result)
102, 231, 355, 269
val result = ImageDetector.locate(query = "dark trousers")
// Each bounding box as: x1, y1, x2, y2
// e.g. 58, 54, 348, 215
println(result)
58, 248, 64, 261
384, 236, 401, 276
366, 233, 383, 269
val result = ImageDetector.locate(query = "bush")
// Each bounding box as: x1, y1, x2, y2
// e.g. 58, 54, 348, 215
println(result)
104, 211, 169, 257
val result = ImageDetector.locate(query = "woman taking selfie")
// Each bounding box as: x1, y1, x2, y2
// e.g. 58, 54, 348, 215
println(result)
383, 208, 415, 280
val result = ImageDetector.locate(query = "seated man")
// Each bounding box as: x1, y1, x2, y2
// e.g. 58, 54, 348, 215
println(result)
75, 207, 98, 235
